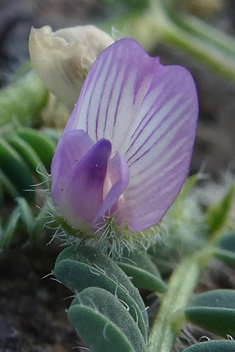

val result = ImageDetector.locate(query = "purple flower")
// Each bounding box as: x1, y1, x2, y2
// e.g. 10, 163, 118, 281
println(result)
51, 38, 198, 234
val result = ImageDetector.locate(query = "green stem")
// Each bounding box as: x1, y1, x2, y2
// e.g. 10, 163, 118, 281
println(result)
162, 21, 235, 81
102, 0, 235, 81
147, 247, 214, 352
169, 11, 235, 57
154, 0, 235, 58
150, 0, 235, 80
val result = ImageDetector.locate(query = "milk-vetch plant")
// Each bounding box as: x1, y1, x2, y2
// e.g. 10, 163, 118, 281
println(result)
1, 1, 235, 350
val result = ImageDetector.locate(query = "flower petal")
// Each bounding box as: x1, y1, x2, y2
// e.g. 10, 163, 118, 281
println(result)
51, 129, 94, 204
123, 65, 198, 232
56, 139, 111, 230
64, 38, 159, 153
93, 152, 130, 226
59, 38, 198, 232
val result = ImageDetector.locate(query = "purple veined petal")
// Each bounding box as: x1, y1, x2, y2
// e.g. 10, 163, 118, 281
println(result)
123, 65, 198, 232
63, 38, 159, 153
57, 139, 112, 231
51, 129, 94, 204
92, 152, 130, 227
59, 38, 198, 233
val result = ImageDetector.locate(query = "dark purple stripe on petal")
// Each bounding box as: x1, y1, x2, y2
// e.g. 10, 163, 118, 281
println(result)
126, 158, 188, 231
127, 151, 188, 198
87, 59, 109, 136
126, 72, 184, 158
103, 63, 125, 139
123, 64, 198, 232
129, 84, 170, 141
62, 39, 158, 152
127, 102, 189, 167
95, 53, 117, 140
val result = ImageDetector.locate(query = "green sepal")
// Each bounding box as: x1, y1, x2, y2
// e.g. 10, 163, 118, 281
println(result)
182, 340, 235, 352
69, 287, 147, 352
176, 174, 199, 201
206, 184, 235, 233
185, 289, 235, 337
16, 128, 56, 172
215, 232, 235, 266
54, 245, 148, 341
117, 252, 168, 293
0, 137, 35, 201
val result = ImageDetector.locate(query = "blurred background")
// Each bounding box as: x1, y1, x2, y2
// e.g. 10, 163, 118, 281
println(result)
0, 1, 234, 351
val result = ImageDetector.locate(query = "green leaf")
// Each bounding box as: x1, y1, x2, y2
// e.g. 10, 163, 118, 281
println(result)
0, 137, 35, 201
206, 184, 235, 233
117, 252, 168, 293
215, 232, 235, 266
43, 128, 61, 145
68, 306, 135, 352
182, 340, 235, 352
16, 197, 35, 236
54, 245, 148, 341
16, 128, 56, 172
217, 232, 235, 252
0, 168, 20, 199
7, 134, 49, 188
0, 180, 3, 208
69, 287, 147, 352
0, 207, 21, 250
185, 289, 235, 337
0, 196, 51, 250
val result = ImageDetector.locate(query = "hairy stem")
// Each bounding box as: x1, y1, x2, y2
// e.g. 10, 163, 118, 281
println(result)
147, 247, 214, 352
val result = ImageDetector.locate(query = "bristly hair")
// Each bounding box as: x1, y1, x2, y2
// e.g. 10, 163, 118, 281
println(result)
47, 204, 162, 259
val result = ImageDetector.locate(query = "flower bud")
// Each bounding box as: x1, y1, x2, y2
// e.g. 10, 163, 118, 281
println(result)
29, 25, 114, 106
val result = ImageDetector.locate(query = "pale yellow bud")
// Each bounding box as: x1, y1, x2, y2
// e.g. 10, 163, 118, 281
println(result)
29, 25, 114, 107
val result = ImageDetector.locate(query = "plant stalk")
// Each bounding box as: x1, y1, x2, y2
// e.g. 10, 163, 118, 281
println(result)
147, 246, 214, 352
102, 0, 235, 81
